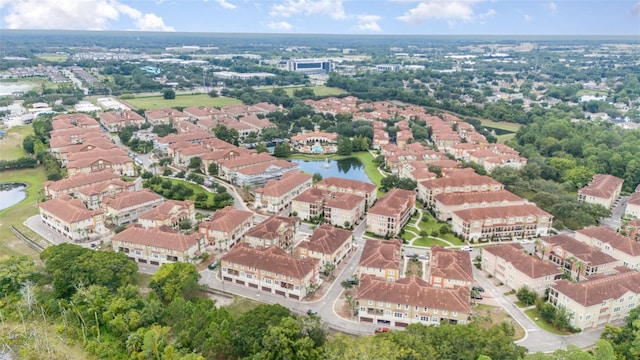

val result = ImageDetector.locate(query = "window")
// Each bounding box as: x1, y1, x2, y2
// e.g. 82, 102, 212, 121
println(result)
432, 317, 438, 323
360, 307, 366, 312
442, 310, 448, 315
265, 279, 272, 284
420, 316, 429, 322
294, 285, 299, 290
368, 300, 373, 305
452, 311, 457, 317
396, 303, 402, 309
433, 309, 438, 314
614, 307, 621, 313
423, 307, 429, 312
394, 312, 403, 318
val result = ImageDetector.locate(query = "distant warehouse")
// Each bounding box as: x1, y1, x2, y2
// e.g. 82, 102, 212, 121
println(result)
286, 59, 333, 74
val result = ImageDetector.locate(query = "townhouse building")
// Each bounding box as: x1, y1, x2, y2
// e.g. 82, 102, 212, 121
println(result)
549, 269, 640, 330
55, 140, 120, 167
482, 243, 562, 296
221, 243, 321, 301
253, 171, 313, 215
575, 226, 640, 270
137, 200, 196, 229
358, 238, 403, 282
243, 216, 300, 251
296, 224, 354, 269
66, 149, 135, 177
625, 192, 640, 218
323, 193, 366, 228
451, 204, 553, 242
291, 188, 331, 221
144, 108, 189, 125
433, 189, 526, 221
366, 188, 416, 237
183, 106, 224, 121
103, 190, 165, 226
75, 177, 140, 210
44, 170, 122, 198
217, 152, 277, 182
112, 226, 204, 266
39, 195, 109, 243
357, 275, 471, 328
315, 177, 377, 208
99, 111, 146, 132
198, 206, 254, 249
578, 174, 624, 209
538, 234, 621, 281
52, 113, 101, 130
417, 171, 504, 207
233, 160, 299, 187
429, 246, 473, 289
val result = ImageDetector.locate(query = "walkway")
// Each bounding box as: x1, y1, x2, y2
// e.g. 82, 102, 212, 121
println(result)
402, 208, 457, 248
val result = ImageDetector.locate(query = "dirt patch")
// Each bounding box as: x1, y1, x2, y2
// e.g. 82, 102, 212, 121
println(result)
404, 258, 423, 277
334, 288, 358, 320
473, 304, 526, 341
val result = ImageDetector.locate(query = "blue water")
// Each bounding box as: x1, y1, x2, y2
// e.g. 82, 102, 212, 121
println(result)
0, 182, 27, 211
292, 158, 372, 184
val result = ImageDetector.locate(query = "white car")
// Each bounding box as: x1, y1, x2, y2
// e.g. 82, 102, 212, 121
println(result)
520, 239, 530, 244
460, 246, 473, 252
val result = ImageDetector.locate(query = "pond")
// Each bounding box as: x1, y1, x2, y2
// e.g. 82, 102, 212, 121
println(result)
0, 183, 27, 211
292, 157, 372, 184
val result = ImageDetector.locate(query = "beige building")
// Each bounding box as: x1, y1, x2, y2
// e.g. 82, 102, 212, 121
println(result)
66, 149, 136, 177
451, 204, 553, 242
198, 206, 254, 249
324, 193, 366, 228
76, 178, 141, 210
417, 171, 504, 207
296, 224, 354, 269
433, 190, 526, 221
357, 275, 471, 328
366, 188, 416, 237
429, 246, 473, 289
254, 171, 313, 215
291, 188, 330, 221
482, 243, 562, 296
538, 234, 620, 281
575, 226, 640, 270
144, 108, 189, 125
315, 177, 377, 208
39, 195, 109, 243
221, 243, 321, 301
44, 170, 122, 199
549, 269, 640, 330
358, 238, 403, 282
99, 111, 145, 132
103, 190, 165, 226
112, 226, 204, 266
137, 200, 196, 229
578, 174, 624, 209
625, 192, 640, 218
243, 216, 300, 251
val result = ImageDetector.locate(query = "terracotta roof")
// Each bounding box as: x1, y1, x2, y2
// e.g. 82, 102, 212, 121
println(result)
484, 243, 561, 279
254, 171, 311, 198
297, 223, 352, 255
359, 238, 402, 270
358, 274, 471, 313
218, 152, 276, 169
39, 195, 102, 223
419, 172, 502, 190
292, 188, 330, 204
222, 242, 318, 279
430, 246, 474, 282
199, 206, 253, 233
76, 178, 135, 196
99, 111, 144, 124
434, 190, 524, 206
138, 200, 193, 221
552, 269, 640, 307
235, 160, 297, 176
579, 174, 624, 198
158, 130, 214, 145
452, 204, 551, 222
324, 192, 364, 210
183, 106, 224, 118
539, 234, 618, 266
315, 177, 376, 193
627, 192, 640, 206
245, 216, 299, 241
103, 190, 164, 210
368, 188, 415, 217
45, 170, 120, 193
112, 225, 200, 251
576, 226, 640, 256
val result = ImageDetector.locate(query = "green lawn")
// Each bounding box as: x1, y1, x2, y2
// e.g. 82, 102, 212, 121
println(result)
224, 296, 260, 319
576, 89, 607, 96
478, 120, 522, 133
123, 94, 242, 110
36, 55, 69, 62
514, 300, 528, 308
264, 85, 346, 97
412, 237, 452, 247
0, 126, 33, 161
0, 167, 48, 259
0, 77, 59, 89
496, 133, 516, 144
146, 178, 216, 208
524, 309, 571, 335
413, 212, 464, 245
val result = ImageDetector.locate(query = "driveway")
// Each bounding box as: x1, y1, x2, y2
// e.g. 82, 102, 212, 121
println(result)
600, 195, 628, 229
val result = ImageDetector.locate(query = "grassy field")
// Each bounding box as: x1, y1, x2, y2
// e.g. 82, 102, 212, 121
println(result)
524, 308, 571, 335
0, 167, 47, 259
413, 212, 464, 245
36, 54, 69, 62
0, 77, 59, 89
123, 94, 242, 110
576, 89, 607, 96
146, 177, 217, 208
224, 296, 260, 319
283, 86, 346, 97
479, 120, 523, 133
0, 126, 33, 161
412, 237, 453, 247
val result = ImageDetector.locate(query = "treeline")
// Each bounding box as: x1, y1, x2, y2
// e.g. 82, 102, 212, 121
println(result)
21, 116, 64, 180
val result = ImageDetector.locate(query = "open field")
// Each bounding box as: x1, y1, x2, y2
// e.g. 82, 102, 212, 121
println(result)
146, 177, 217, 209
224, 296, 260, 319
122, 94, 242, 110
0, 126, 33, 161
479, 120, 523, 132
36, 54, 69, 62
0, 167, 47, 259
576, 89, 608, 96
278, 86, 346, 97
0, 77, 59, 90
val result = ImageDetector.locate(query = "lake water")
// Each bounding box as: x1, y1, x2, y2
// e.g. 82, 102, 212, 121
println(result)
0, 183, 27, 211
292, 157, 372, 184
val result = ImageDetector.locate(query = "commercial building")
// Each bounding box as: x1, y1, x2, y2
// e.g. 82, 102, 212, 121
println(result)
286, 59, 333, 73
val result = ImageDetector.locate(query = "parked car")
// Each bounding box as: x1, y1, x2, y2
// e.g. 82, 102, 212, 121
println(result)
460, 246, 473, 252
208, 261, 220, 271
375, 327, 390, 334
307, 309, 319, 316
520, 239, 530, 244
347, 279, 358, 286
471, 293, 483, 300
405, 252, 414, 258
418, 254, 428, 260
472, 285, 485, 292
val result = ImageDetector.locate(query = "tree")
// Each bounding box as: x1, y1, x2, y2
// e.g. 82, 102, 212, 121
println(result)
312, 172, 323, 183
273, 142, 291, 158
337, 137, 353, 155
188, 156, 202, 170
22, 135, 37, 154
255, 143, 269, 153
208, 162, 218, 176
179, 218, 192, 230
163, 89, 176, 99
516, 285, 538, 306
232, 304, 292, 358
149, 262, 201, 303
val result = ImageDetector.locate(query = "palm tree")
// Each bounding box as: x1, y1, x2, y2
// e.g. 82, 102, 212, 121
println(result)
575, 261, 586, 281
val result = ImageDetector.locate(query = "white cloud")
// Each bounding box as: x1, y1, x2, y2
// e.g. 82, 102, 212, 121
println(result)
270, 0, 347, 20
478, 8, 496, 24
397, 0, 484, 24
523, 14, 533, 22
544, 1, 557, 14
214, 0, 236, 10
354, 14, 382, 32
632, 2, 640, 16
267, 21, 293, 30
0, 0, 174, 31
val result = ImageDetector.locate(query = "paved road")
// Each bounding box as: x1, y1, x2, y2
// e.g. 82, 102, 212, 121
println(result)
600, 195, 628, 229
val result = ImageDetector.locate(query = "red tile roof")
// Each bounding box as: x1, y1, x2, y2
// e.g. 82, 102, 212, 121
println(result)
297, 223, 352, 255
103, 190, 164, 210
368, 188, 415, 217
484, 243, 561, 279
576, 226, 640, 256
222, 242, 318, 279
199, 206, 253, 233
112, 225, 200, 251
39, 195, 102, 223
578, 174, 624, 198
254, 171, 311, 198
430, 246, 473, 283
359, 238, 402, 270
552, 269, 640, 307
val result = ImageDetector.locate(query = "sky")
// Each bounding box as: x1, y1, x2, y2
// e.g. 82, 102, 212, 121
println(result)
0, 0, 639, 36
